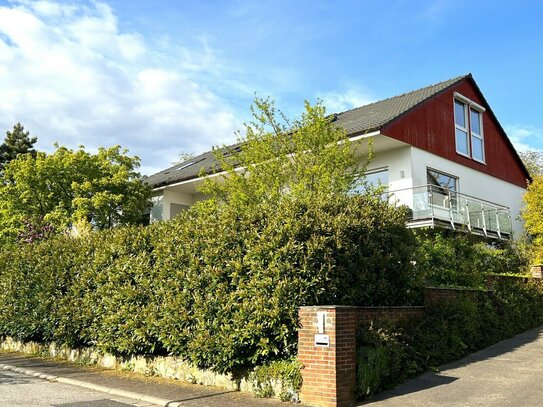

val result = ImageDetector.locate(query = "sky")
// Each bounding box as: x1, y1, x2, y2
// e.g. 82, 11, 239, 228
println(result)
0, 0, 542, 175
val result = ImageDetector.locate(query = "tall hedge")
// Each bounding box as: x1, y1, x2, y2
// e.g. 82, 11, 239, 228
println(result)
0, 192, 418, 375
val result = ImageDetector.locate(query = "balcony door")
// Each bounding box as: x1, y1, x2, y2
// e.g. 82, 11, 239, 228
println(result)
427, 168, 458, 210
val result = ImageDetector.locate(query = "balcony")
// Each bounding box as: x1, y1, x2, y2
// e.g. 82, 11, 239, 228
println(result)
388, 184, 513, 240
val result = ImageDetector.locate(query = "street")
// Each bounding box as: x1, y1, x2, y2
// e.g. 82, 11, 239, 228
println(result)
0, 369, 154, 407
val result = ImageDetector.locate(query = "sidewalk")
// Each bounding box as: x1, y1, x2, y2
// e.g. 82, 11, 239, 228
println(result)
358, 325, 543, 406
0, 351, 286, 407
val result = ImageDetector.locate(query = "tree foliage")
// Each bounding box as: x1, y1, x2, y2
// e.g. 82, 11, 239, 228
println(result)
0, 144, 151, 243
172, 151, 196, 165
199, 97, 371, 206
519, 150, 543, 177
0, 123, 37, 170
523, 172, 543, 261
414, 229, 531, 287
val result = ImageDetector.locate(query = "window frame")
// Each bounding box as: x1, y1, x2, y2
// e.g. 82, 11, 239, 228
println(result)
427, 167, 458, 193
365, 167, 389, 190
454, 99, 470, 158
350, 167, 389, 195
426, 167, 459, 210
453, 92, 486, 164
469, 108, 485, 163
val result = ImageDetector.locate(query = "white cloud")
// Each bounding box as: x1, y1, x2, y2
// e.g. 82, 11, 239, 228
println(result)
318, 88, 375, 113
0, 1, 239, 175
504, 124, 543, 153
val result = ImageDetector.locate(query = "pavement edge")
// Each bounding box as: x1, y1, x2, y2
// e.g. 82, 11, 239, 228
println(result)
0, 363, 183, 407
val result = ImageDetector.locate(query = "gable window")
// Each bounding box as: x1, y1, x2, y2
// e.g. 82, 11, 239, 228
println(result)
454, 100, 469, 156
454, 93, 485, 163
470, 109, 484, 162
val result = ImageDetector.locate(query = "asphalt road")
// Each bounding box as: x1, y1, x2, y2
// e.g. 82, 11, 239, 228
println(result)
0, 369, 155, 407
360, 326, 543, 406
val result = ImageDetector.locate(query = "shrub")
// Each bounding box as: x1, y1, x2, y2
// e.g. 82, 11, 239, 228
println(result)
0, 191, 418, 377
414, 229, 530, 288
356, 279, 543, 399
356, 321, 421, 398
150, 193, 418, 375
0, 98, 424, 382
251, 358, 303, 401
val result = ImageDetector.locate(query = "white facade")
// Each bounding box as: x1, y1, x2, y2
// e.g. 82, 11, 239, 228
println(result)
409, 147, 525, 236
150, 133, 526, 239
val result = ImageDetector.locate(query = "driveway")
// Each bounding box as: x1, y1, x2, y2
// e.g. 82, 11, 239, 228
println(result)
359, 326, 543, 406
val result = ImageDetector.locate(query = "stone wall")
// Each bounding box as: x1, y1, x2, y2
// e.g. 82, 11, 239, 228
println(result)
0, 336, 284, 396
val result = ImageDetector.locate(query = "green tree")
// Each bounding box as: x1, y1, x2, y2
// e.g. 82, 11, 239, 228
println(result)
151, 98, 417, 374
0, 144, 151, 243
0, 123, 37, 170
199, 97, 371, 206
519, 150, 543, 177
172, 151, 196, 165
523, 172, 543, 261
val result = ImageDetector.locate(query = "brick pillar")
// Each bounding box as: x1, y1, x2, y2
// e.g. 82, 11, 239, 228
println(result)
298, 306, 358, 407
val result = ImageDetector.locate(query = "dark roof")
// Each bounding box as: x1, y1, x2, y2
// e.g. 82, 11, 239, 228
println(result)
146, 74, 469, 189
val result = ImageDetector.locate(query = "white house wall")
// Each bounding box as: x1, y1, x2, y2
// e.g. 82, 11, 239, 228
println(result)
149, 143, 526, 237
409, 147, 526, 237
149, 194, 163, 222
365, 146, 414, 208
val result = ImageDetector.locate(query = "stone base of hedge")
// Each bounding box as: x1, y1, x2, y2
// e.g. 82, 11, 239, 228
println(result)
0, 336, 283, 397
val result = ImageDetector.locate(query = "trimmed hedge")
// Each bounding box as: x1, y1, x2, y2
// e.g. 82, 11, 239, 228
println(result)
414, 229, 531, 288
0, 193, 419, 376
356, 278, 543, 398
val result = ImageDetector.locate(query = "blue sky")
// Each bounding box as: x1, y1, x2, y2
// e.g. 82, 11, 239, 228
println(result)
0, 0, 542, 174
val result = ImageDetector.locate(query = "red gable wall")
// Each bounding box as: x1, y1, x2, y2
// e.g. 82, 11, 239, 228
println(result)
381, 78, 529, 188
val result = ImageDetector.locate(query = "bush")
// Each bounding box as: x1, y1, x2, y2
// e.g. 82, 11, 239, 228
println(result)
357, 321, 421, 398
356, 279, 543, 399
250, 358, 303, 401
0, 192, 419, 377
414, 229, 530, 288
150, 193, 419, 375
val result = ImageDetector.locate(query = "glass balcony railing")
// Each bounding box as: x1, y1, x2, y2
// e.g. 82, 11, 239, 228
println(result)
387, 184, 512, 238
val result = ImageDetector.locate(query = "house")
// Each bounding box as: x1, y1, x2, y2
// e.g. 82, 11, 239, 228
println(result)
145, 74, 530, 240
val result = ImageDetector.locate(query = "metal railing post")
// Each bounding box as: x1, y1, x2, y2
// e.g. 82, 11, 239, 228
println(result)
447, 189, 455, 229
481, 202, 488, 236
495, 208, 501, 239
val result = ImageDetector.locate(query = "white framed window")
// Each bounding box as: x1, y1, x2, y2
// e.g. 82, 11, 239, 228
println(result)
351, 168, 389, 194
470, 109, 484, 162
454, 93, 485, 163
427, 168, 459, 209
427, 168, 458, 192
365, 168, 389, 189
454, 100, 470, 157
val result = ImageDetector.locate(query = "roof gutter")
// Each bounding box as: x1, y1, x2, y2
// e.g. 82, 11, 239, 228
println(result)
152, 166, 245, 192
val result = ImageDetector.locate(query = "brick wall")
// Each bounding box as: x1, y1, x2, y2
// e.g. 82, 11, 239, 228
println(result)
357, 306, 425, 324
424, 286, 489, 306
298, 305, 424, 407
298, 306, 357, 407
298, 279, 542, 407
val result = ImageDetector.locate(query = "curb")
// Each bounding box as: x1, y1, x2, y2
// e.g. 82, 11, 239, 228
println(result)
0, 363, 183, 406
